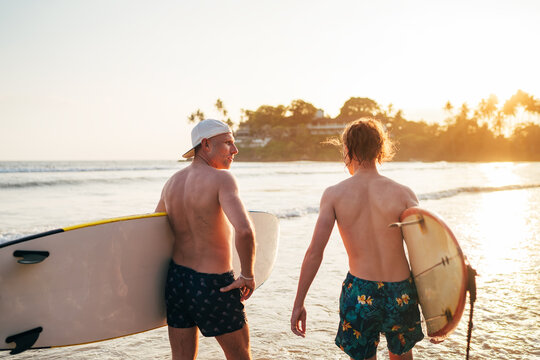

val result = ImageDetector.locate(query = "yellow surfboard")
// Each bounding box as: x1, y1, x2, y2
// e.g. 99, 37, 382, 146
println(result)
0, 211, 279, 354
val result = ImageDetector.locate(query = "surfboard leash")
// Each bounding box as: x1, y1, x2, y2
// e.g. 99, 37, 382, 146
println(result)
465, 264, 478, 360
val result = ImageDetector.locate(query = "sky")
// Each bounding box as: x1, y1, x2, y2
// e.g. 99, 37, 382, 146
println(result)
1, 0, 539, 160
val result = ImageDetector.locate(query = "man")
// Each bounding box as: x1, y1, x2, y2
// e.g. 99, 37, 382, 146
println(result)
290, 118, 424, 360
156, 119, 255, 360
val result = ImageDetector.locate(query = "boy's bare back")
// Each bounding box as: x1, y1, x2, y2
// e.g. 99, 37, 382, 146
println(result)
326, 168, 418, 282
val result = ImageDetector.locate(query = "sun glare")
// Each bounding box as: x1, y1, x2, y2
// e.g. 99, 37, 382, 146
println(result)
472, 164, 532, 277
478, 163, 520, 187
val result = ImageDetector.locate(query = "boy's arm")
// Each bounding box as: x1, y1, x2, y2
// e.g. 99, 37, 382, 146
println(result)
291, 188, 336, 337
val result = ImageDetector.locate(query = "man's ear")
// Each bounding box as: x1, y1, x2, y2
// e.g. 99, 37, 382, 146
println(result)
201, 138, 210, 150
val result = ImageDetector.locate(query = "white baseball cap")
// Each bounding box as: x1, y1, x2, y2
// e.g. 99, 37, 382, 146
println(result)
182, 119, 232, 158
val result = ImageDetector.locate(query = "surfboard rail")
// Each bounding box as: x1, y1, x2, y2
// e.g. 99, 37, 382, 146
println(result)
400, 207, 469, 343
0, 213, 168, 249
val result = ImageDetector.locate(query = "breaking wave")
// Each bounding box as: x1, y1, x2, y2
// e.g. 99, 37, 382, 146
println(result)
418, 184, 540, 201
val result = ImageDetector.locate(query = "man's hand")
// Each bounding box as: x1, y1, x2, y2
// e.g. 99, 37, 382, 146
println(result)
220, 276, 256, 301
290, 305, 307, 337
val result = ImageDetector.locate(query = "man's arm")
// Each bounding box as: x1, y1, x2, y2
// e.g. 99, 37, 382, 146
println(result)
155, 197, 166, 212
155, 181, 168, 212
217, 171, 256, 300
291, 188, 336, 337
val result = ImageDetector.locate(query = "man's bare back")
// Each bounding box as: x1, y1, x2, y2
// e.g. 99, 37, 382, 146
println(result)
156, 163, 237, 274
156, 132, 254, 277
326, 167, 418, 282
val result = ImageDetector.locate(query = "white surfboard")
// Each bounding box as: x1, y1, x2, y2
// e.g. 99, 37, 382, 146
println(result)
0, 211, 279, 355
392, 207, 468, 343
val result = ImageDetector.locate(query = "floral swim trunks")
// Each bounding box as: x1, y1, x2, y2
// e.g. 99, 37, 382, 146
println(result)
335, 272, 424, 359
165, 261, 246, 337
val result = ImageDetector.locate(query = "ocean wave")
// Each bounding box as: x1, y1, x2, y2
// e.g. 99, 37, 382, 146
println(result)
0, 161, 180, 174
0, 166, 175, 174
0, 176, 163, 189
418, 184, 540, 201
0, 232, 27, 245
275, 206, 320, 219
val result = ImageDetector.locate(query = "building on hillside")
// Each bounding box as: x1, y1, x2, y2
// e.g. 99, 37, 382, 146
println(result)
235, 108, 347, 142
307, 115, 348, 135
305, 109, 349, 135
234, 123, 271, 148
234, 122, 251, 138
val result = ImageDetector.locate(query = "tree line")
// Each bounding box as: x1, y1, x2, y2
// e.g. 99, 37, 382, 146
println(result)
188, 90, 540, 162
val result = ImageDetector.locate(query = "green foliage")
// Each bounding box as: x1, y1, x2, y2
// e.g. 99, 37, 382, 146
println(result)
191, 91, 540, 162
242, 105, 287, 136
235, 135, 340, 162
512, 123, 540, 160
337, 97, 380, 122
286, 99, 318, 125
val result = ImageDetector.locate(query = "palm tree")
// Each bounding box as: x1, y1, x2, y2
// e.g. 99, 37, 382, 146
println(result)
444, 101, 453, 115
386, 103, 394, 117
187, 109, 205, 123
477, 94, 498, 129
215, 98, 228, 117
493, 111, 505, 137
459, 103, 470, 118
215, 98, 233, 126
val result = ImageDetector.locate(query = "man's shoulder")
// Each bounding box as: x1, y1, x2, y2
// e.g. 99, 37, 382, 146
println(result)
209, 169, 238, 191
188, 166, 237, 188
213, 168, 236, 180
164, 167, 186, 185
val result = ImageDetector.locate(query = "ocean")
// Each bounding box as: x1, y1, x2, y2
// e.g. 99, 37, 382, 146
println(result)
1, 161, 539, 359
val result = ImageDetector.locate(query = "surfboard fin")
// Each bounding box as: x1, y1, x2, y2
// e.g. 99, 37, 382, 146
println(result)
13, 250, 50, 264
5, 327, 43, 355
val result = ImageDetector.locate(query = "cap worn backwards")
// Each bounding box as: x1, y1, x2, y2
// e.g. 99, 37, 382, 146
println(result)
182, 119, 232, 159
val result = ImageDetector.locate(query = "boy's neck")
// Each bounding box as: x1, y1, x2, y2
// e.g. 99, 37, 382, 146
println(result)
349, 160, 378, 175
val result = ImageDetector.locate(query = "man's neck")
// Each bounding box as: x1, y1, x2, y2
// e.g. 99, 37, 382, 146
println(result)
193, 154, 214, 168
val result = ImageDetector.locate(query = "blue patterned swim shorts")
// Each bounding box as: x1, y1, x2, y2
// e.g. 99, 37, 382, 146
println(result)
165, 261, 246, 337
335, 272, 424, 359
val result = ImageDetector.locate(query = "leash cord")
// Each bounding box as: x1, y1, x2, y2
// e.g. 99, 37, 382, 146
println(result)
466, 264, 477, 360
